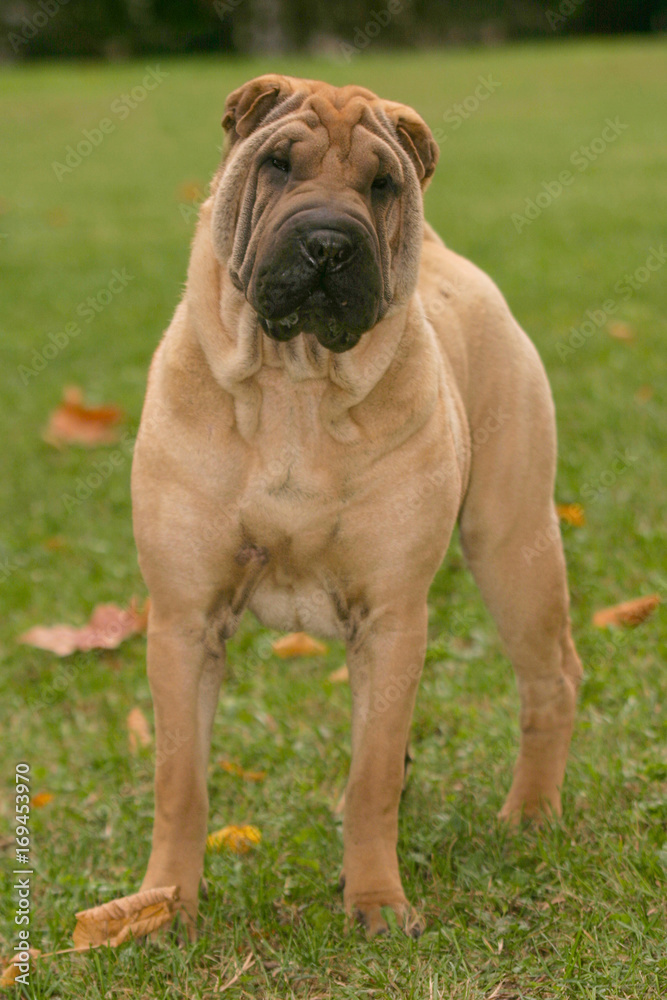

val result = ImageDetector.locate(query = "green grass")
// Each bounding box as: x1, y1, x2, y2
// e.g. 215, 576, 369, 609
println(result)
1, 39, 666, 999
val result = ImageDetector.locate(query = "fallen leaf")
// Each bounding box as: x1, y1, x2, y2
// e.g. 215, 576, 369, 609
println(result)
218, 760, 266, 782
18, 597, 148, 657
0, 961, 21, 987
176, 179, 205, 203
126, 707, 152, 752
272, 632, 327, 658
72, 886, 180, 949
44, 535, 67, 551
635, 384, 653, 403
43, 386, 125, 447
607, 321, 634, 341
556, 503, 585, 527
593, 594, 660, 628
328, 663, 349, 684
0, 949, 41, 986
32, 792, 54, 808
206, 825, 261, 854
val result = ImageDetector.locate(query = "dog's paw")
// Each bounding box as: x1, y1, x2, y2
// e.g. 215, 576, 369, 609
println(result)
345, 890, 424, 939
138, 878, 199, 945
498, 790, 562, 829
145, 909, 197, 946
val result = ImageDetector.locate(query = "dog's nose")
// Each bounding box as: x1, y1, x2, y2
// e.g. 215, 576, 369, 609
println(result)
302, 229, 355, 270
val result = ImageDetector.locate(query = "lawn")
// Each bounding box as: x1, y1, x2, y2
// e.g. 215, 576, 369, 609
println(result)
1, 38, 666, 1000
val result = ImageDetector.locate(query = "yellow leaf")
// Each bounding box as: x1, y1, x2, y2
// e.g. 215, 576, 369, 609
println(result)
176, 179, 205, 203
556, 503, 585, 527
72, 886, 180, 949
218, 760, 266, 782
328, 663, 349, 684
0, 949, 40, 986
0, 962, 21, 986
607, 321, 634, 341
593, 594, 660, 629
206, 825, 261, 854
271, 632, 327, 658
32, 792, 54, 808
126, 707, 152, 752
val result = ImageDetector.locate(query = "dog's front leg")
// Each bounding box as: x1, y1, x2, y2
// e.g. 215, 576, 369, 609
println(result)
343, 602, 428, 938
140, 608, 224, 938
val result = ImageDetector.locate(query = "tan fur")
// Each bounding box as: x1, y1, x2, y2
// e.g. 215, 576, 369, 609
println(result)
132, 76, 582, 939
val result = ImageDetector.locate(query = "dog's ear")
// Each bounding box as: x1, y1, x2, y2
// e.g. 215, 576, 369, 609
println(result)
222, 75, 297, 146
381, 103, 439, 188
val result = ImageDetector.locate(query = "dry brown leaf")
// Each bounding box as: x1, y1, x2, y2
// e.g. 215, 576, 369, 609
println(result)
271, 632, 327, 658
43, 385, 125, 447
32, 792, 54, 808
635, 384, 653, 403
593, 594, 660, 629
218, 760, 266, 782
206, 825, 261, 854
328, 663, 349, 684
18, 597, 148, 657
0, 961, 21, 987
0, 949, 41, 986
126, 707, 152, 752
556, 503, 585, 527
607, 321, 634, 341
73, 886, 179, 949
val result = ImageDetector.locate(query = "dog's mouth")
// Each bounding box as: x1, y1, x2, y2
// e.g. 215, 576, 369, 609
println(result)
257, 289, 367, 354
249, 213, 383, 354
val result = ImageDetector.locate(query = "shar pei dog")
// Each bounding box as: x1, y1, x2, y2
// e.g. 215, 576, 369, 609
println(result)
132, 74, 583, 938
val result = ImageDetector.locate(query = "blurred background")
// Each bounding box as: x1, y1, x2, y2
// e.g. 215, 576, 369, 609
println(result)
2, 0, 666, 61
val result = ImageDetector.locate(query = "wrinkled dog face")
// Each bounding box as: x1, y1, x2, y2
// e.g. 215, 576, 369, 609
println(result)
212, 76, 439, 353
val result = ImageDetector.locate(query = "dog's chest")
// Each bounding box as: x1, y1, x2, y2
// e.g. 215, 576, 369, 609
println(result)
230, 376, 353, 637
235, 373, 342, 527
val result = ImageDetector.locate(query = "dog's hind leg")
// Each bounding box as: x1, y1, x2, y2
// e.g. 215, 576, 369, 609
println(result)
458, 385, 583, 824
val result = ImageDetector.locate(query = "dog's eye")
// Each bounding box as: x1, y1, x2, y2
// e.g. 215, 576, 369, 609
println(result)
271, 157, 290, 173
372, 175, 390, 191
